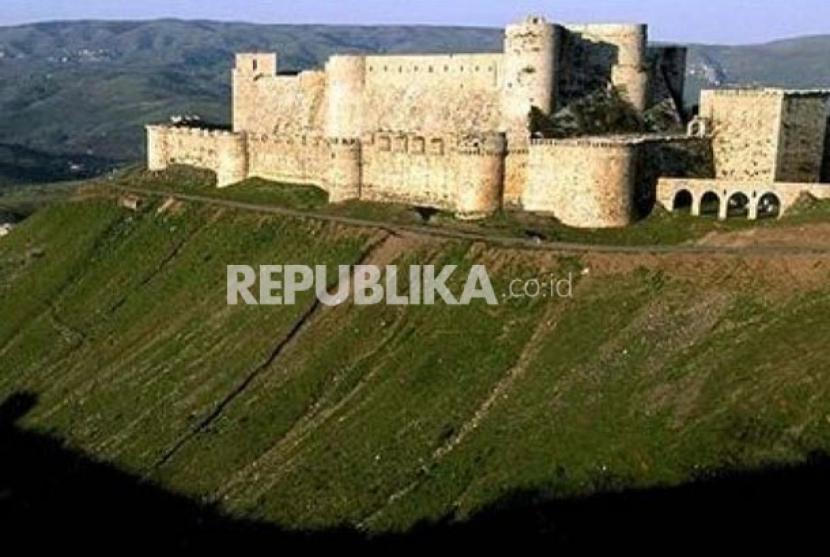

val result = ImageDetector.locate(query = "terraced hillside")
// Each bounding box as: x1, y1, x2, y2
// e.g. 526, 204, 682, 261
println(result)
2, 192, 830, 548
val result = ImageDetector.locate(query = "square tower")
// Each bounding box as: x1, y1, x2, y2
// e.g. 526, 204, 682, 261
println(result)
701, 88, 830, 183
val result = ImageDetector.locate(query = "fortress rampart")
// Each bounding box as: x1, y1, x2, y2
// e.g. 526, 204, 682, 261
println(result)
524, 138, 637, 227
146, 125, 249, 188
361, 132, 506, 217
149, 15, 690, 226
523, 134, 713, 227
147, 125, 509, 216
226, 16, 667, 143
147, 14, 830, 229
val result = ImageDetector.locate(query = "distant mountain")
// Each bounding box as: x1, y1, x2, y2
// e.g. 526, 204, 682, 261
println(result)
2, 19, 830, 185
0, 20, 500, 170
685, 35, 830, 104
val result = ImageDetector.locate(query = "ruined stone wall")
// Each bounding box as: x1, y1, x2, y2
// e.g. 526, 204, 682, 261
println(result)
560, 24, 649, 111
776, 94, 829, 182
523, 138, 637, 228
146, 125, 248, 187
361, 132, 505, 217
700, 89, 784, 181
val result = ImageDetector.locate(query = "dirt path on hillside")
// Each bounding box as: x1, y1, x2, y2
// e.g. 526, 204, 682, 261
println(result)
109, 185, 830, 257
697, 222, 830, 250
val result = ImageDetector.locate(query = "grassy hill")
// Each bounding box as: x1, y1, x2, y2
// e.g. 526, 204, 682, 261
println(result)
2, 187, 830, 546
4, 20, 830, 186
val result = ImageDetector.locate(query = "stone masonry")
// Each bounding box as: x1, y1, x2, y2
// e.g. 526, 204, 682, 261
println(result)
657, 88, 830, 221
146, 14, 830, 228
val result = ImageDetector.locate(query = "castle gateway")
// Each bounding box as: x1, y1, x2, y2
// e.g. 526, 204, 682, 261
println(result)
146, 16, 830, 227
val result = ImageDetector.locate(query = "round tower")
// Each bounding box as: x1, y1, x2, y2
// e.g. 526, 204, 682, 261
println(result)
325, 138, 362, 202
325, 55, 367, 139
606, 24, 649, 111
523, 138, 638, 228
455, 133, 507, 219
501, 16, 558, 137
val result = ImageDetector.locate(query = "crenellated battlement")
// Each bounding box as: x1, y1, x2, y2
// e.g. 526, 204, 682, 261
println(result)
147, 124, 240, 139
361, 131, 507, 158
455, 133, 508, 156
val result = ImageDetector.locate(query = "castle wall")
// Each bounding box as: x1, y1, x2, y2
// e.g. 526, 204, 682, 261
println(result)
142, 16, 794, 229
700, 89, 785, 182
361, 132, 505, 217
454, 133, 507, 217
246, 134, 361, 202
228, 17, 660, 145
503, 146, 529, 207
146, 125, 249, 188
822, 117, 830, 182
233, 53, 326, 136
146, 125, 168, 172
362, 53, 504, 135
523, 138, 638, 228
246, 134, 329, 185
776, 94, 829, 182
326, 139, 363, 202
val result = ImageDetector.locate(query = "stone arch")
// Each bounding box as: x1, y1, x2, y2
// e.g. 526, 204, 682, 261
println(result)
757, 192, 782, 219
698, 191, 721, 217
672, 189, 693, 213
727, 192, 751, 218
687, 116, 710, 138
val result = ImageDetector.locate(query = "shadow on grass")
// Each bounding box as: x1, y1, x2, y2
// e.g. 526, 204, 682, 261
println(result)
2, 392, 827, 550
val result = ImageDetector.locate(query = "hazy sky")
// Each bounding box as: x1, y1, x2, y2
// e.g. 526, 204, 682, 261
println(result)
1, 0, 827, 45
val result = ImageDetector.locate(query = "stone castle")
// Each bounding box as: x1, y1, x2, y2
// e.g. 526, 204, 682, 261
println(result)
146, 15, 830, 228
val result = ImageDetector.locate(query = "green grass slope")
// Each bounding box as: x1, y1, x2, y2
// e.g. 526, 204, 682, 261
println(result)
2, 194, 830, 536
